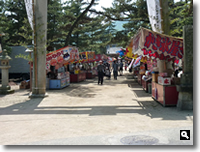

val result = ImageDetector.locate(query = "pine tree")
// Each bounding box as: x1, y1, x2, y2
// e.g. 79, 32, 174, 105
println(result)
90, 0, 193, 47
169, 0, 193, 37
0, 0, 32, 46
47, 0, 64, 51
90, 0, 150, 47
62, 0, 96, 46
61, 0, 112, 54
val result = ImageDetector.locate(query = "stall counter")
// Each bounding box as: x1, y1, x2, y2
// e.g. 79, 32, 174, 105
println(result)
86, 70, 96, 79
49, 72, 70, 89
70, 72, 86, 83
142, 79, 151, 93
152, 82, 179, 106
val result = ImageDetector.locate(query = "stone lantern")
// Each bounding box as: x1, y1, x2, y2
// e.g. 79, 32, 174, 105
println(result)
0, 49, 14, 94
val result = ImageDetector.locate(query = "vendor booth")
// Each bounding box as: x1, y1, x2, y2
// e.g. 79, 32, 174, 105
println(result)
46, 46, 79, 89
70, 72, 86, 82
68, 62, 86, 83
130, 27, 183, 106
64, 50, 88, 83
49, 67, 70, 89
81, 51, 96, 79
77, 51, 96, 79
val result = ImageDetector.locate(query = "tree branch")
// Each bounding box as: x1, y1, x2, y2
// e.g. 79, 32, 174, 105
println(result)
65, 0, 95, 46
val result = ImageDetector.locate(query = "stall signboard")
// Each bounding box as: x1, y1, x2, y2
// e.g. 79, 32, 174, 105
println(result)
158, 76, 171, 85
79, 52, 87, 60
46, 46, 79, 70
60, 72, 70, 87
131, 28, 183, 61
87, 51, 95, 61
79, 51, 95, 62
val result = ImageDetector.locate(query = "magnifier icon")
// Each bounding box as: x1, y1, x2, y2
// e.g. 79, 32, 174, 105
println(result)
181, 131, 189, 139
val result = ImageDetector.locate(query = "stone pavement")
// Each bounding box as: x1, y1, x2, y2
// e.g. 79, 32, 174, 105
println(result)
0, 71, 193, 145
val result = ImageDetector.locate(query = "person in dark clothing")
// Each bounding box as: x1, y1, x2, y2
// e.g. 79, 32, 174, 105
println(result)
119, 60, 123, 76
112, 60, 118, 80
104, 62, 111, 79
97, 60, 105, 85
174, 68, 179, 77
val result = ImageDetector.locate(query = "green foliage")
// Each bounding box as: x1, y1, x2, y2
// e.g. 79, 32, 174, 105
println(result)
1, 0, 32, 46
169, 0, 193, 37
0, 0, 33, 55
15, 53, 32, 61
60, 0, 112, 54
0, 0, 193, 56
98, 0, 193, 46
47, 0, 64, 50
99, 0, 150, 47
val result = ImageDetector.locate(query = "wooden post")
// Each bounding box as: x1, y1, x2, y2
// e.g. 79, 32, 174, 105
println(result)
157, 0, 171, 73
29, 0, 48, 98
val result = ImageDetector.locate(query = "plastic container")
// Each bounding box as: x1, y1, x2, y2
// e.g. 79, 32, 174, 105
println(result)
151, 71, 159, 82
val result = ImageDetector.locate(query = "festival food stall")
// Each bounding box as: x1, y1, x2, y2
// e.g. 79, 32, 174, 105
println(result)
46, 46, 79, 89
79, 51, 96, 79
130, 27, 183, 106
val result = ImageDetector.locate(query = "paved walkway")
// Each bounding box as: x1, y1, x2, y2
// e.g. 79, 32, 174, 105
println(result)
0, 71, 193, 145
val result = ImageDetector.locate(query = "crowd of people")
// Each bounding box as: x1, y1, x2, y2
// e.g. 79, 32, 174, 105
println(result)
97, 59, 130, 85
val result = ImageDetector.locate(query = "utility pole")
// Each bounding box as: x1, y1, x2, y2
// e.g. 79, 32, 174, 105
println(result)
29, 0, 48, 98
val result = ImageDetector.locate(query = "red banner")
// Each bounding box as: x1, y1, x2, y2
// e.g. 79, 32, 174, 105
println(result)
132, 28, 183, 61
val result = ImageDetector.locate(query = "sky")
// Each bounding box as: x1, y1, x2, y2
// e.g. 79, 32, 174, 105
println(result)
94, 0, 181, 11
95, 0, 113, 11
62, 0, 182, 11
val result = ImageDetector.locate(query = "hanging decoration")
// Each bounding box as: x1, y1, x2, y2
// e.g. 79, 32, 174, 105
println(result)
133, 56, 142, 68
116, 48, 126, 58
125, 47, 133, 58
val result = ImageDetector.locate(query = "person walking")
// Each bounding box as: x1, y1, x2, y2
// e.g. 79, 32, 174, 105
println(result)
97, 60, 105, 85
112, 60, 118, 80
119, 60, 123, 76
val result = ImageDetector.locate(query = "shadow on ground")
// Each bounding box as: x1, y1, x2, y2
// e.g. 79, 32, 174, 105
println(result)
0, 97, 192, 121
0, 73, 192, 121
